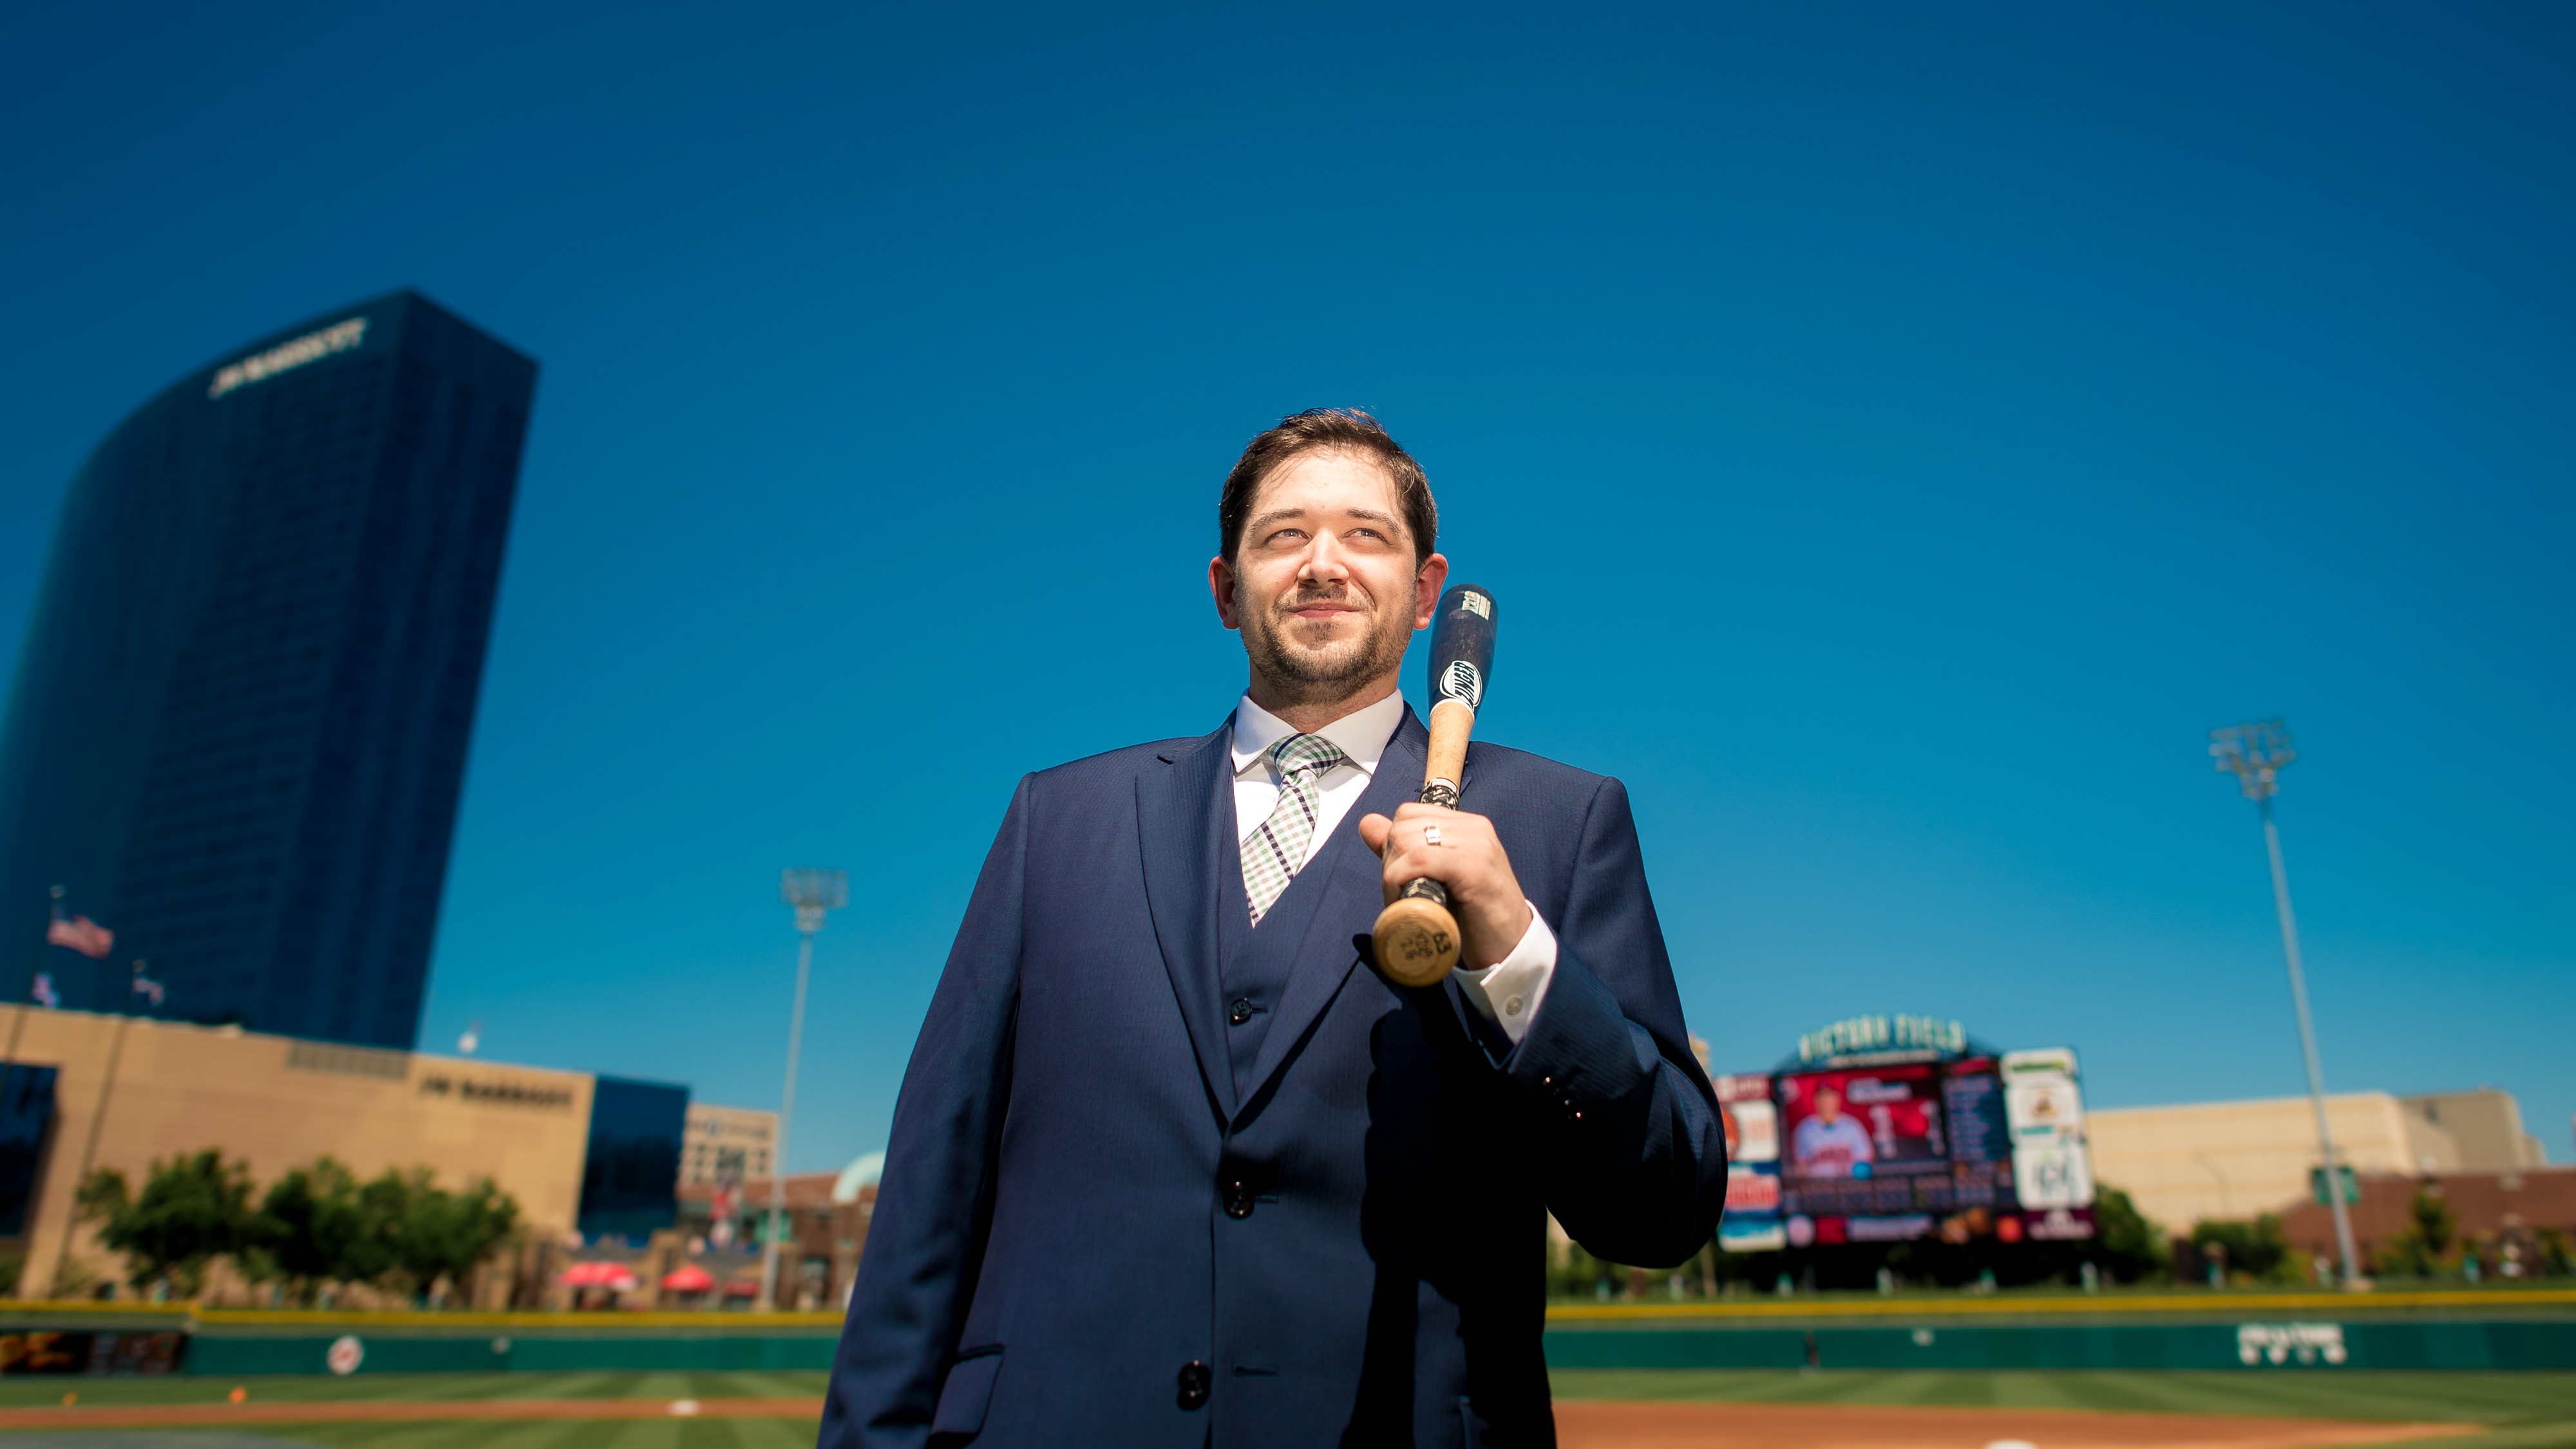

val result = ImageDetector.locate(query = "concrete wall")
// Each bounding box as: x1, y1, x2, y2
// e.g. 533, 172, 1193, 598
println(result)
2400, 1089, 2549, 1172
0, 1006, 594, 1297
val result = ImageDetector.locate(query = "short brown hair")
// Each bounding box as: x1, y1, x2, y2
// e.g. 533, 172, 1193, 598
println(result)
1218, 408, 1437, 566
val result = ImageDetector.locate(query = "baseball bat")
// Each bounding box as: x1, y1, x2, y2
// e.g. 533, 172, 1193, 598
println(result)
1371, 583, 1499, 989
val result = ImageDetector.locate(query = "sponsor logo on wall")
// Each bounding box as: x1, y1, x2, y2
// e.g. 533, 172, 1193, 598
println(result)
2238, 1323, 2347, 1366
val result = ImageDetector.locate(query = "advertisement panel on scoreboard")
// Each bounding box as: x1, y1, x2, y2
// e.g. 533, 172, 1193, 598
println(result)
2002, 1048, 2096, 1228
1713, 1074, 1783, 1251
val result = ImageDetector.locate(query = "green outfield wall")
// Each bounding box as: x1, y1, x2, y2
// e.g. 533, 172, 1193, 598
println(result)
1542, 1319, 2576, 1372
1540, 1288, 2576, 1372
1, 1292, 2571, 1377
180, 1327, 840, 1377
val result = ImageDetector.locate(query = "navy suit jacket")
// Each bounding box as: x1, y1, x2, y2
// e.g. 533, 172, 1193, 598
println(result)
819, 706, 1725, 1448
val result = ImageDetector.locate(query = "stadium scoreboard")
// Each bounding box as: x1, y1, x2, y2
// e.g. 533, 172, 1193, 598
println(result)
1716, 1016, 2096, 1252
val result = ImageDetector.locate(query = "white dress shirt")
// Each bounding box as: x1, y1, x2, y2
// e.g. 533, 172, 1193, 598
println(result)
1231, 690, 1557, 1044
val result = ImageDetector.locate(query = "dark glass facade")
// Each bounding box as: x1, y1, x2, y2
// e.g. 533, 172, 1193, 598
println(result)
0, 292, 536, 1047
0, 1065, 58, 1238
577, 1075, 689, 1244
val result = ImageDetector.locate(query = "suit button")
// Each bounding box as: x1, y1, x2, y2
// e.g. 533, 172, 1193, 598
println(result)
1224, 1180, 1255, 1219
1228, 997, 1255, 1026
1177, 1359, 1211, 1409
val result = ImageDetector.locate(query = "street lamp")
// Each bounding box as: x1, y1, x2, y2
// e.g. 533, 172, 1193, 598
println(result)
2192, 1152, 2234, 1221
760, 867, 846, 1311
2210, 719, 2360, 1288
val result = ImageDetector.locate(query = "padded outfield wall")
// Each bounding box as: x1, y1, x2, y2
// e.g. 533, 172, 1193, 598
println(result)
1, 1293, 2570, 1378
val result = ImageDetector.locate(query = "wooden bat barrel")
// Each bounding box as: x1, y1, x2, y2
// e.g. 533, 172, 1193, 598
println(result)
1372, 584, 1497, 988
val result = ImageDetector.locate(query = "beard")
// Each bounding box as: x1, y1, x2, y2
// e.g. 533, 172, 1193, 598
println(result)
1239, 583, 1413, 708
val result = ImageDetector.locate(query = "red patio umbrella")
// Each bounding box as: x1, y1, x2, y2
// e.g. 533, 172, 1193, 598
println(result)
556, 1261, 640, 1290
661, 1264, 716, 1293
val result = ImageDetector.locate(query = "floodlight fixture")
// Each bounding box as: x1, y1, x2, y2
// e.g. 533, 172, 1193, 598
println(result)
2210, 717, 2296, 804
781, 867, 849, 934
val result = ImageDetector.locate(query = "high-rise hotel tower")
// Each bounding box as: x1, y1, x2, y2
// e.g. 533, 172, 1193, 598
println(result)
0, 292, 536, 1048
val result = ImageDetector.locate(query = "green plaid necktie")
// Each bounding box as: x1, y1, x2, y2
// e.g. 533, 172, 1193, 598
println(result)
1242, 732, 1349, 925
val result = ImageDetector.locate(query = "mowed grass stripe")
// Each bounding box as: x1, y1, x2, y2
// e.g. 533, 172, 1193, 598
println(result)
0, 1372, 833, 1410
1546, 1368, 2576, 1423
254, 1421, 823, 1449
2418, 1429, 2566, 1449
7, 1368, 2569, 1439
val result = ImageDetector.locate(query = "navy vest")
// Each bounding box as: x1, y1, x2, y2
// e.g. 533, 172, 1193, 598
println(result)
1213, 773, 1368, 1097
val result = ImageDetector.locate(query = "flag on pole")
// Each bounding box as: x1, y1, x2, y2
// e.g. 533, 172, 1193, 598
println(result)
30, 974, 59, 1010
46, 914, 113, 959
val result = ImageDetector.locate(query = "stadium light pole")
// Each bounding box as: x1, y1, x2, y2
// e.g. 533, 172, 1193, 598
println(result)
760, 867, 847, 1312
2210, 719, 2360, 1288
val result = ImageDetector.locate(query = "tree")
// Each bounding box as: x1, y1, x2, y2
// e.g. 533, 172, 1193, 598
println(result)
77, 1150, 254, 1298
2537, 1227, 2574, 1278
2091, 1188, 2171, 1284
2374, 1184, 2459, 1278
245, 1160, 523, 1306
73, 1168, 128, 1234
1551, 1238, 1625, 1299
2190, 1214, 2292, 1283
243, 1159, 370, 1304
386, 1173, 520, 1304
346, 1168, 413, 1287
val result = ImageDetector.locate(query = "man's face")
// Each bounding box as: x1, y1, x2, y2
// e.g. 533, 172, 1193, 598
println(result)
1814, 1086, 1843, 1123
1211, 450, 1446, 708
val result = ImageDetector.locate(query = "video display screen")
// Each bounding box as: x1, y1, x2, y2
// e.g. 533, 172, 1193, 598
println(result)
1781, 1065, 1946, 1179
1721, 1049, 2096, 1250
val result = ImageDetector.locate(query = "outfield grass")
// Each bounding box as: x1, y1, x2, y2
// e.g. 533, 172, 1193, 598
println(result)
1550, 1368, 2576, 1448
0, 1374, 830, 1448
1549, 1367, 2576, 1417
199, 1426, 820, 1448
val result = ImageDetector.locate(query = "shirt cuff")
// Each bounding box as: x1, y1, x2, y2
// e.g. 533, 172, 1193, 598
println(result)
1452, 907, 1557, 1045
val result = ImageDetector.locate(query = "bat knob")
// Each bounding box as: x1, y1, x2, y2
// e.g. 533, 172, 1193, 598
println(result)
1372, 896, 1461, 988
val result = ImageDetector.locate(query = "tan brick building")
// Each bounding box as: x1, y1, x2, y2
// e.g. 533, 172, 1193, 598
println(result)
676, 1160, 880, 1310
681, 1102, 777, 1188
2088, 1086, 2550, 1233
0, 1005, 602, 1300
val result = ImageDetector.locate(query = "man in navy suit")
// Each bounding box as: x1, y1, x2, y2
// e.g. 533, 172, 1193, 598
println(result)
820, 410, 1725, 1448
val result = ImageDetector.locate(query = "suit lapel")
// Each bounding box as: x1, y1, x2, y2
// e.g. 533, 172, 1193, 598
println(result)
1238, 708, 1430, 1107
1137, 721, 1239, 1122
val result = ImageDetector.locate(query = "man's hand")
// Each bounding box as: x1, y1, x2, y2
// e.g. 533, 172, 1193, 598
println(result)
1358, 802, 1532, 971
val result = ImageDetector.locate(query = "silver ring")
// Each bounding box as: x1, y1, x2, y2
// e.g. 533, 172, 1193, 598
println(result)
1423, 824, 1443, 848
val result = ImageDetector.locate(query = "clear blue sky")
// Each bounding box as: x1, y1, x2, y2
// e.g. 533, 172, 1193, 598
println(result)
3, 4, 2569, 1190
